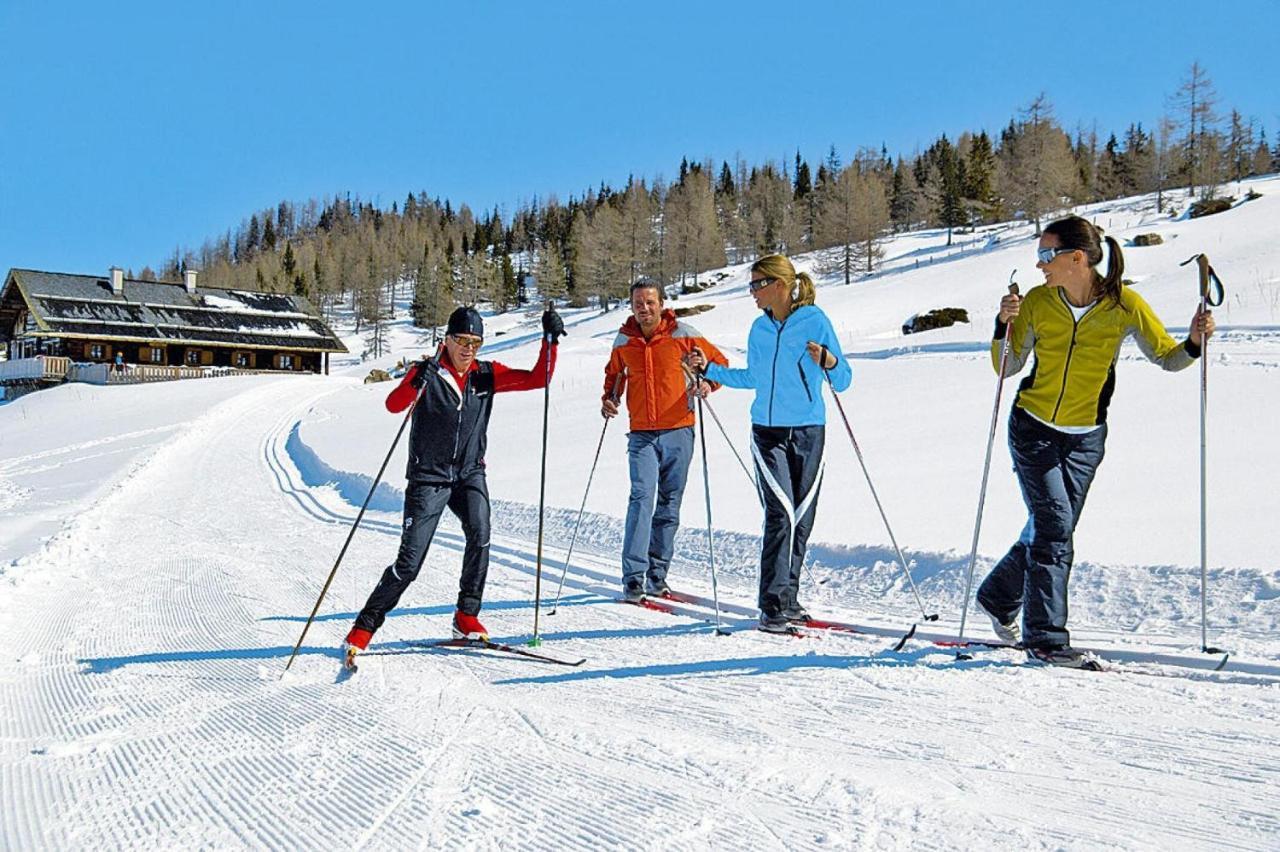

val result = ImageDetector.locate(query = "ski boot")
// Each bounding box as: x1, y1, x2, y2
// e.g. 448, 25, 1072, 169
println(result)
622, 579, 646, 603
1025, 644, 1102, 670
757, 611, 793, 634
343, 627, 373, 672
452, 610, 489, 641
645, 577, 671, 598
781, 603, 811, 624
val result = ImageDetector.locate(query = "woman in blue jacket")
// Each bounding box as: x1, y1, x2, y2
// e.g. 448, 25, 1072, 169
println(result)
689, 254, 851, 631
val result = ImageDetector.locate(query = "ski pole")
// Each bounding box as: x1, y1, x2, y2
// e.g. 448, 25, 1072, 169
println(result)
283, 374, 428, 674
548, 370, 625, 615
1180, 253, 1225, 655
530, 306, 555, 647
695, 376, 730, 636
955, 273, 1020, 658
820, 348, 938, 623
700, 393, 755, 486
701, 391, 829, 591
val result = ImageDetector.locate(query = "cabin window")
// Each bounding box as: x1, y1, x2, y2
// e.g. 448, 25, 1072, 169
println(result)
89, 344, 105, 359
279, 354, 294, 369
186, 350, 201, 366
149, 347, 164, 363
235, 352, 251, 367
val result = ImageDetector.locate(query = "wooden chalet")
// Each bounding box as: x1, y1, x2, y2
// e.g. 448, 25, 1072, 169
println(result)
0, 267, 347, 380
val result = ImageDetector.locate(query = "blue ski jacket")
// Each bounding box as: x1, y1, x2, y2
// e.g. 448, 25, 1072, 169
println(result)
704, 305, 852, 427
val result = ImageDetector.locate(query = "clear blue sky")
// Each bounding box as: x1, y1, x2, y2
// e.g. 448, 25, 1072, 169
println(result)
2, 0, 1276, 277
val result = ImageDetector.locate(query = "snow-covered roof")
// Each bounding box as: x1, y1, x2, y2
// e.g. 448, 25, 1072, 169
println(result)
2, 268, 348, 353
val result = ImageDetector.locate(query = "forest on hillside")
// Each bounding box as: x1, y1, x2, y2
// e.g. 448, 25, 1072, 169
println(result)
133, 64, 1277, 357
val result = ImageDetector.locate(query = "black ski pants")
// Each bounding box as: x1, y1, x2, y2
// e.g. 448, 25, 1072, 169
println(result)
977, 407, 1106, 648
354, 473, 491, 634
751, 425, 825, 616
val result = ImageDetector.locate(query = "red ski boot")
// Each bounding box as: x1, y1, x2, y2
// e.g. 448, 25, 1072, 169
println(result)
451, 610, 489, 641
343, 627, 373, 671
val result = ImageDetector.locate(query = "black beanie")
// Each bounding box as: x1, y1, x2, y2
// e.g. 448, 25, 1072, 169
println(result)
446, 306, 484, 338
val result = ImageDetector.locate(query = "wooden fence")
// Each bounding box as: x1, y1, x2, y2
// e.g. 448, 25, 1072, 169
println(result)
0, 355, 71, 383
66, 363, 284, 385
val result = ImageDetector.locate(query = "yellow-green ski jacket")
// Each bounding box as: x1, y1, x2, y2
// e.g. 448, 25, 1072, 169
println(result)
992, 284, 1200, 428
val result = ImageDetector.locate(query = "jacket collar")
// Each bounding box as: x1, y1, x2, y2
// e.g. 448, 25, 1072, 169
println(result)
426, 351, 477, 402
621, 308, 677, 341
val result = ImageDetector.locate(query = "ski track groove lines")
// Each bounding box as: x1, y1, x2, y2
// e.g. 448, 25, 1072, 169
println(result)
0, 375, 1277, 848
263, 410, 1280, 848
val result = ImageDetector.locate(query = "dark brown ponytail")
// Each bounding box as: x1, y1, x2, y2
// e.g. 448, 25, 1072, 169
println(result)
1098, 235, 1125, 308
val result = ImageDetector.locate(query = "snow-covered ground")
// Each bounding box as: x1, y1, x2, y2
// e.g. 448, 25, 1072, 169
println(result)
2, 180, 1279, 849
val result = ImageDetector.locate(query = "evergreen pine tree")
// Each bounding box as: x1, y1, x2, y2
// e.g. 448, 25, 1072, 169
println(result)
889, 158, 918, 232
1096, 134, 1121, 199
935, 137, 966, 244
1119, 123, 1152, 195
717, 161, 735, 196
794, 151, 812, 199
282, 241, 297, 280
964, 132, 997, 218
246, 215, 261, 256
492, 253, 517, 312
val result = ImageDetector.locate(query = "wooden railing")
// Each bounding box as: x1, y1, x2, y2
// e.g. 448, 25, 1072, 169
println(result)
0, 355, 71, 383
67, 364, 288, 385
2, 356, 295, 387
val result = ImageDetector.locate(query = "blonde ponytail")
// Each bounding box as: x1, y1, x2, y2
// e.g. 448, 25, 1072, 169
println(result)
751, 253, 816, 310
792, 271, 816, 308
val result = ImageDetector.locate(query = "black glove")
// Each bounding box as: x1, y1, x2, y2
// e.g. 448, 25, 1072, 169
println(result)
542, 308, 566, 344
410, 359, 430, 389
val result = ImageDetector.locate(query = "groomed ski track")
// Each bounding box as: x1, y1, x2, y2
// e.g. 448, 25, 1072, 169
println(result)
2, 376, 1279, 850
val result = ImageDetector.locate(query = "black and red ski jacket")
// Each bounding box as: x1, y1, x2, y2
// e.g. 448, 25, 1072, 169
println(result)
386, 340, 556, 484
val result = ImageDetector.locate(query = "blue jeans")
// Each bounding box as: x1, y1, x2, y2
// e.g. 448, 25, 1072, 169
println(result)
978, 407, 1107, 648
622, 428, 695, 587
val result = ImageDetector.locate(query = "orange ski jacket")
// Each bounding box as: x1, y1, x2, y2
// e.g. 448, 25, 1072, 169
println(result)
603, 310, 727, 431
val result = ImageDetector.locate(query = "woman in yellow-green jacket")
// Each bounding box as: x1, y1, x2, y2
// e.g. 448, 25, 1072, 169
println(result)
975, 215, 1215, 667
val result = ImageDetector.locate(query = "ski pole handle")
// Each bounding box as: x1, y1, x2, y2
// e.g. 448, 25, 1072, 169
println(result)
1180, 253, 1225, 308
1197, 254, 1210, 296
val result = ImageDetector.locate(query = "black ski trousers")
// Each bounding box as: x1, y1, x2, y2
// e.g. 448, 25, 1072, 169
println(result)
977, 407, 1106, 648
354, 473, 491, 634
751, 424, 825, 616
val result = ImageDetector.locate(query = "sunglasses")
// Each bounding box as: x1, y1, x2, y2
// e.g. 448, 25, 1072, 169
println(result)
1037, 247, 1077, 264
748, 277, 776, 293
449, 334, 483, 351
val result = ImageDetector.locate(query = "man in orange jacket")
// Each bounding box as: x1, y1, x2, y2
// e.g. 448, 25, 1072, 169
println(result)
603, 279, 727, 601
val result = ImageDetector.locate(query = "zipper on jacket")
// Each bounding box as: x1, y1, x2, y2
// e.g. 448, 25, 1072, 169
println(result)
1051, 327, 1078, 422
796, 356, 813, 403
768, 318, 786, 425
451, 371, 469, 478
1049, 292, 1099, 423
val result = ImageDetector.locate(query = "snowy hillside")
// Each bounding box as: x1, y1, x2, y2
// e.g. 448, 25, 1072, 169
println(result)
2, 180, 1279, 849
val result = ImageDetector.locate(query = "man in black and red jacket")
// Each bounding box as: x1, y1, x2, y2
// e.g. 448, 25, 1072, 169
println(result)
344, 305, 565, 663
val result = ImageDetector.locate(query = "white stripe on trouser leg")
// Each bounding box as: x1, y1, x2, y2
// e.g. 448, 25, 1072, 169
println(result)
793, 459, 825, 529
752, 439, 798, 594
